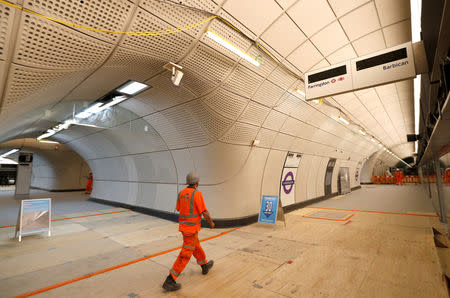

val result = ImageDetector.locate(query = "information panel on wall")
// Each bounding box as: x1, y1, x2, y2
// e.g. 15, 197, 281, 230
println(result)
280, 152, 302, 207
15, 198, 51, 242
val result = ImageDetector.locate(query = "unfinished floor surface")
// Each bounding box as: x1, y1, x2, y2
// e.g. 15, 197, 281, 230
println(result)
0, 186, 447, 297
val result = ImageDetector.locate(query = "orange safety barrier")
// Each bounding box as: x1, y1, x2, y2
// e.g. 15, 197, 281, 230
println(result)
380, 176, 386, 184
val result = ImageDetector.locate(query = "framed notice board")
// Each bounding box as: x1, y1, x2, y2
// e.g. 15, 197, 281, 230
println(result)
15, 198, 51, 242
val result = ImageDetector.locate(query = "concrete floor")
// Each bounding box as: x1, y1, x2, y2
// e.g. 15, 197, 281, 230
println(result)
0, 185, 448, 297
0, 189, 111, 226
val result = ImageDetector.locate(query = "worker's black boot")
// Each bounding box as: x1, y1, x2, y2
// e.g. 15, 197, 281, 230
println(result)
201, 260, 214, 275
162, 274, 181, 291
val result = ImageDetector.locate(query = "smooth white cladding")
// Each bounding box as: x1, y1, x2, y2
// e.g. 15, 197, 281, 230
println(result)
205, 29, 260, 67
116, 81, 149, 95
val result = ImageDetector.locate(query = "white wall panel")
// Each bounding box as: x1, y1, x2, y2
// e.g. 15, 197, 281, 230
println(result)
297, 154, 313, 201
190, 141, 250, 185
261, 150, 285, 198
315, 157, 329, 198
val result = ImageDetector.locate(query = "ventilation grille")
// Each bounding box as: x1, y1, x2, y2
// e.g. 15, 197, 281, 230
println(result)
252, 80, 285, 107
202, 88, 248, 120
220, 122, 259, 145
182, 44, 235, 84
15, 13, 113, 69
140, 0, 217, 37
122, 8, 193, 61
0, 2, 14, 60
239, 101, 270, 126
223, 65, 263, 98
24, 0, 133, 43
188, 100, 233, 140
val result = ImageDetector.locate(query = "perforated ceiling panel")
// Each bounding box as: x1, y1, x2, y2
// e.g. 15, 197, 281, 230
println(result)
15, 13, 113, 69
188, 99, 233, 140
0, 2, 14, 61
223, 65, 263, 98
140, 0, 218, 37
23, 0, 133, 43
3, 65, 89, 108
252, 80, 285, 107
220, 121, 259, 145
182, 44, 235, 85
239, 101, 270, 126
202, 88, 248, 120
121, 8, 193, 61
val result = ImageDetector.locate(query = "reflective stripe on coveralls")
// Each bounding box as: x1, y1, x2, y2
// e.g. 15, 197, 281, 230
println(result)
179, 190, 199, 225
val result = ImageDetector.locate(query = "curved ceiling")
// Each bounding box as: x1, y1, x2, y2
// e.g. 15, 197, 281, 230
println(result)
0, 0, 414, 165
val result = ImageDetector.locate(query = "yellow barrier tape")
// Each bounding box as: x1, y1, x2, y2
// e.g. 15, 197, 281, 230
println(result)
0, 0, 216, 36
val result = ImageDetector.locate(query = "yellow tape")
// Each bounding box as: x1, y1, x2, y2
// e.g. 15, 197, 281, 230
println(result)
0, 0, 216, 36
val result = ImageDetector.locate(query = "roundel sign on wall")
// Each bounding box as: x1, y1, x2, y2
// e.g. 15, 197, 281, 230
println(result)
282, 171, 295, 194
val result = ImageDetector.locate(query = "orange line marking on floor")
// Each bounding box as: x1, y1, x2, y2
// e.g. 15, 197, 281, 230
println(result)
302, 212, 354, 222
14, 226, 241, 297
307, 206, 441, 218
0, 210, 132, 229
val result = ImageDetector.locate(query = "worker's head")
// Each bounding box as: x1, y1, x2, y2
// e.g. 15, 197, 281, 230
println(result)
186, 171, 199, 187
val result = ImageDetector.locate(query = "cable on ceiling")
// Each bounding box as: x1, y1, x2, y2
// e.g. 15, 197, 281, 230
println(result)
0, 0, 217, 36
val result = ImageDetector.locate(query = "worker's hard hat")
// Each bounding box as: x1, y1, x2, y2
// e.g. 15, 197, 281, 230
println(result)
186, 171, 199, 185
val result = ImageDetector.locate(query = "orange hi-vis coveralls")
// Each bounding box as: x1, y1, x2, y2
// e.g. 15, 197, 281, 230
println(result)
85, 173, 93, 194
170, 187, 207, 280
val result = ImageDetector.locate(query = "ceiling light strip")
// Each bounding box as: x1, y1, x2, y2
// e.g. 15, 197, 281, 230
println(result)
206, 29, 260, 66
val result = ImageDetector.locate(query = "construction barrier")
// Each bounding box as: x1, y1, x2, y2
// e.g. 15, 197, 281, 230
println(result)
371, 175, 421, 185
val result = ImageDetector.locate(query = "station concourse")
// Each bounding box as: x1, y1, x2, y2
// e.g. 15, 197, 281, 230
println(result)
0, 0, 449, 297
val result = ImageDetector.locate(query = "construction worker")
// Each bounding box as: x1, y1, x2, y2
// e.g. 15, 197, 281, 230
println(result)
85, 172, 93, 194
162, 171, 215, 292
395, 169, 403, 185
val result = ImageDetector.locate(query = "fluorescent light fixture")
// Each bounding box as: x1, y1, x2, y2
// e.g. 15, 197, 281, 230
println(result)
312, 99, 320, 104
116, 81, 149, 96
75, 102, 104, 119
383, 147, 387, 151
37, 130, 56, 140
75, 96, 128, 119
206, 29, 260, 66
338, 116, 349, 125
359, 129, 366, 136
296, 89, 306, 97
410, 0, 422, 43
99, 95, 128, 109
71, 122, 107, 129
378, 143, 382, 147
0, 157, 18, 165
1, 148, 19, 157
39, 140, 59, 144
371, 138, 376, 143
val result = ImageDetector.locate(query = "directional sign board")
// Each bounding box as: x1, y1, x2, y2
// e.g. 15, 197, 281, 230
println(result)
305, 41, 416, 100
258, 196, 279, 225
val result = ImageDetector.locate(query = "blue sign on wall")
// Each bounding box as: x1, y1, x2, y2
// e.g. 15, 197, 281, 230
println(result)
258, 196, 279, 225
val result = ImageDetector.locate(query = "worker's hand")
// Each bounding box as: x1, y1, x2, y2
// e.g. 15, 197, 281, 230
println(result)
209, 221, 215, 229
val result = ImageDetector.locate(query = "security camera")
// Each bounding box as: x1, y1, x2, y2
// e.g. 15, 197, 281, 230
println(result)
163, 62, 183, 87
171, 68, 184, 87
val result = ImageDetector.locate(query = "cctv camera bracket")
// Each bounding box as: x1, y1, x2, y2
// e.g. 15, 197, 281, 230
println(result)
163, 62, 183, 74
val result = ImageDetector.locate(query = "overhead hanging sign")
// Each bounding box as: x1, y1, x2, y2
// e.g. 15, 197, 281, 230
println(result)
305, 41, 417, 100
258, 195, 279, 225
15, 198, 52, 242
